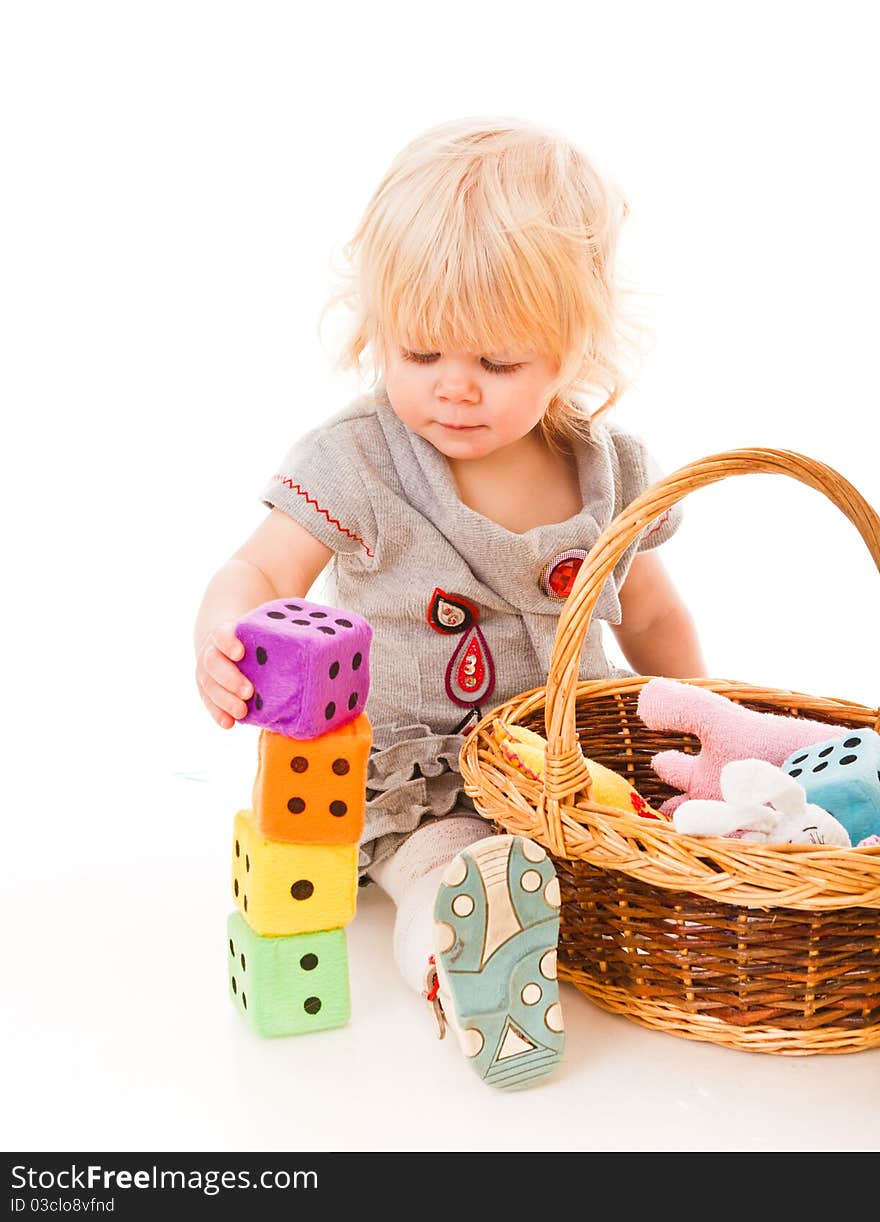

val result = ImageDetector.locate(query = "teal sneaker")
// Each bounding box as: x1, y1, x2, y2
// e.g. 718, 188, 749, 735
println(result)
431, 833, 564, 1090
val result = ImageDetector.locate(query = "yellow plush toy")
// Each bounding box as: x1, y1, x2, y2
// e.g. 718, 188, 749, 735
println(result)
492, 719, 665, 820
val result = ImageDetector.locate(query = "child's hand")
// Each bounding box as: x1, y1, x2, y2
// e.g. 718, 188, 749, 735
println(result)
195, 621, 254, 730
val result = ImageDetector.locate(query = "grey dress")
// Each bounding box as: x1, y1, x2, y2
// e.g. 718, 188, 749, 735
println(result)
261, 383, 681, 872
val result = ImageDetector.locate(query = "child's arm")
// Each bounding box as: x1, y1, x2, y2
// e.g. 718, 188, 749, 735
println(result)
194, 508, 333, 728
610, 552, 707, 679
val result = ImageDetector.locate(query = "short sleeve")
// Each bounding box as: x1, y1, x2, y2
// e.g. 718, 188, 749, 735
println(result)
605, 425, 683, 553
635, 444, 682, 552
260, 422, 377, 561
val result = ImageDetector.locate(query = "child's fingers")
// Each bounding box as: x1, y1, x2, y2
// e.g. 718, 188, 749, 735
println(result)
195, 622, 252, 729
200, 638, 254, 702
200, 672, 250, 722
212, 622, 246, 663
198, 686, 235, 730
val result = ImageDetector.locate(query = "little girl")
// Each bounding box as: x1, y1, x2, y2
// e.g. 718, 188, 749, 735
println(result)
194, 116, 706, 1089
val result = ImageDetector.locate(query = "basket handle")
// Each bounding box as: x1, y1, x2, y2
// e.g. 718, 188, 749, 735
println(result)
540, 448, 880, 839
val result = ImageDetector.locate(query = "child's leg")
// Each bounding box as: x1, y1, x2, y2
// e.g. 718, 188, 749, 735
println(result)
371, 821, 565, 1090
368, 815, 491, 993
433, 834, 564, 1090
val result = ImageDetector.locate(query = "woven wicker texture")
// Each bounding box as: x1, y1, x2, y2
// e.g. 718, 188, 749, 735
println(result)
460, 450, 880, 1054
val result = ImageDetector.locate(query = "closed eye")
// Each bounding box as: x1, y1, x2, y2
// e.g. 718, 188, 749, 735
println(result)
401, 349, 524, 375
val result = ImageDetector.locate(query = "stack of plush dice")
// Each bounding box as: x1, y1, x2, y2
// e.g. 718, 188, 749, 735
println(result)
226, 597, 373, 1037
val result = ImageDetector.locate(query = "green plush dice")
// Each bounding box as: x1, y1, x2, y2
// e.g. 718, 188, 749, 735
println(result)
227, 913, 350, 1037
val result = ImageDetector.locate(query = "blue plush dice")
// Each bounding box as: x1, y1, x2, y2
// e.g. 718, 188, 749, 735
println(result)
782, 729, 880, 845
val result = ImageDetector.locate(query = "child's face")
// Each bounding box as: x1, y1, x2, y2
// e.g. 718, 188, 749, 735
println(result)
381, 341, 560, 461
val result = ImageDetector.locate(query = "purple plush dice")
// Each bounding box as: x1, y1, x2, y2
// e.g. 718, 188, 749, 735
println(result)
236, 598, 372, 739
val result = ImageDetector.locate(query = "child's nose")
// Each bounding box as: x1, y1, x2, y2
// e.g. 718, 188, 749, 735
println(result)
437, 366, 480, 401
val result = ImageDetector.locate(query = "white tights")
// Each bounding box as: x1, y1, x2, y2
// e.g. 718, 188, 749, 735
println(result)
367, 816, 492, 993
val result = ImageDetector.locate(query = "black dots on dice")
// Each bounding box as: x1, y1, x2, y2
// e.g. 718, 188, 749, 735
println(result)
840, 755, 858, 765
335, 619, 353, 628
234, 878, 239, 898
318, 627, 336, 635
329, 661, 340, 679
287, 797, 306, 814
813, 762, 829, 773
348, 692, 358, 710
292, 619, 310, 626
256, 646, 268, 665
844, 737, 862, 749
245, 855, 250, 873
330, 800, 347, 818
291, 756, 309, 773
352, 652, 362, 671
240, 953, 246, 971
232, 976, 237, 994
267, 611, 285, 619
254, 693, 263, 711
332, 758, 350, 776
235, 840, 240, 858
300, 953, 318, 971
285, 604, 302, 612
818, 746, 835, 758
304, 997, 322, 1015
229, 939, 234, 956
291, 879, 314, 901
309, 611, 328, 618
325, 701, 336, 720
791, 754, 808, 765
789, 768, 803, 777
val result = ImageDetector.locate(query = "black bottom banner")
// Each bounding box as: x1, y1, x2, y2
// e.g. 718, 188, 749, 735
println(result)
0, 1152, 861, 1217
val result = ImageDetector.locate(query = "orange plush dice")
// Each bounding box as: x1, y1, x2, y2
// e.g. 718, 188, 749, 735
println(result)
253, 714, 372, 844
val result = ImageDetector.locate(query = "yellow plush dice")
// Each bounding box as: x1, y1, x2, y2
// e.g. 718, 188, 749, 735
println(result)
232, 809, 358, 936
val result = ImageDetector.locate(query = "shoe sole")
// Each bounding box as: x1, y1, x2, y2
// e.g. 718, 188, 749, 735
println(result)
433, 833, 563, 1090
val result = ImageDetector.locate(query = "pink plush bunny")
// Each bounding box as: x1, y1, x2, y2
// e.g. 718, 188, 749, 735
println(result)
636, 678, 849, 816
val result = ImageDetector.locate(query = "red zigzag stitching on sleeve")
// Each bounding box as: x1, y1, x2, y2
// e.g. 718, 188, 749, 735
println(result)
643, 509, 671, 539
272, 476, 374, 557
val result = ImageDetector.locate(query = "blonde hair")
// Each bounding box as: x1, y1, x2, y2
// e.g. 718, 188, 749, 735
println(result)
320, 116, 635, 449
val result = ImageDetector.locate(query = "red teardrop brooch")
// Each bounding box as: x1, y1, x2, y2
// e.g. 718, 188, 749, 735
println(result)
426, 587, 496, 728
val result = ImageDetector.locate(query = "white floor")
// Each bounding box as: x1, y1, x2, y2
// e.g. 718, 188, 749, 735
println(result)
3, 725, 879, 1155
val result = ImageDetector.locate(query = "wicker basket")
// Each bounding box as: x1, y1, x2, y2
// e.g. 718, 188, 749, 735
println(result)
460, 449, 880, 1055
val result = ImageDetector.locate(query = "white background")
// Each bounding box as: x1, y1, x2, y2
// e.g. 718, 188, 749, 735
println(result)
2, 1, 878, 1155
